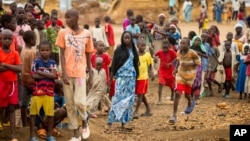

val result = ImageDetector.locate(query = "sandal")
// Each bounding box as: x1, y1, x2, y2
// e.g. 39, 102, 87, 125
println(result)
37, 129, 47, 139
185, 100, 196, 114
169, 116, 177, 124
141, 111, 153, 117
52, 128, 61, 137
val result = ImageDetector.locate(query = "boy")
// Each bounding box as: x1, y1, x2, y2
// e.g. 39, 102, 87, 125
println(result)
91, 17, 109, 48
56, 9, 94, 141
0, 29, 21, 141
104, 16, 115, 58
20, 31, 37, 127
123, 9, 134, 31
91, 41, 111, 84
133, 39, 154, 119
30, 40, 58, 141
45, 9, 64, 28
87, 57, 110, 118
219, 41, 234, 98
155, 40, 177, 103
46, 15, 60, 65
169, 38, 201, 123
126, 16, 140, 45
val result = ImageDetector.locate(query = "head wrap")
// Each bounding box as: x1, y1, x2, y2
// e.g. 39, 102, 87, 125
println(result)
234, 23, 243, 30
242, 43, 250, 54
191, 36, 206, 53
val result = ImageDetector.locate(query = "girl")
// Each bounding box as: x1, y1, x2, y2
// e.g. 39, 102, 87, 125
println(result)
190, 36, 207, 100
183, 0, 193, 22
244, 51, 250, 102
209, 25, 220, 48
236, 44, 250, 99
106, 31, 139, 132
206, 36, 223, 96
234, 23, 247, 53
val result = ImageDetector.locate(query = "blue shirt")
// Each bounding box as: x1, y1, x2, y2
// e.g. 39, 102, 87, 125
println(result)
54, 93, 65, 107
167, 32, 180, 44
126, 24, 140, 45
201, 43, 211, 71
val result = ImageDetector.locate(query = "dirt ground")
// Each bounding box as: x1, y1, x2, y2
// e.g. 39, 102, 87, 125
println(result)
1, 21, 250, 141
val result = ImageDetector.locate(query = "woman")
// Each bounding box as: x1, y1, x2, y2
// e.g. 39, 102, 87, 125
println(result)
215, 1, 223, 24
190, 36, 207, 99
106, 31, 139, 132
234, 23, 247, 53
183, 0, 193, 22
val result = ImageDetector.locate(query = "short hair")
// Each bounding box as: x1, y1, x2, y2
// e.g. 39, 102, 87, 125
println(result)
137, 39, 146, 45
23, 31, 36, 44
126, 9, 134, 16
1, 14, 15, 28
39, 40, 51, 49
104, 16, 111, 22
95, 57, 103, 64
2, 29, 13, 35
83, 24, 89, 30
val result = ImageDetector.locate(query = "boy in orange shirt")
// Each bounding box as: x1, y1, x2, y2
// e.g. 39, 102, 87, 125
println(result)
0, 29, 22, 141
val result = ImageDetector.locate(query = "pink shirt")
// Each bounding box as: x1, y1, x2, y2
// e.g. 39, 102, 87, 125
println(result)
13, 24, 31, 48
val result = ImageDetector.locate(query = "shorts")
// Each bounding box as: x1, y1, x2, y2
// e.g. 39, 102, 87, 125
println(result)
20, 86, 33, 107
225, 67, 232, 81
159, 76, 175, 88
109, 79, 116, 97
0, 81, 19, 107
30, 95, 54, 116
175, 83, 192, 95
135, 80, 148, 94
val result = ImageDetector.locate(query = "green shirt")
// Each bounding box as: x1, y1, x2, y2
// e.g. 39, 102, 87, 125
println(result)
46, 26, 60, 53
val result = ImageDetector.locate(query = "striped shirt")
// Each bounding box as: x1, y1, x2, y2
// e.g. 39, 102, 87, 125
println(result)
176, 49, 201, 86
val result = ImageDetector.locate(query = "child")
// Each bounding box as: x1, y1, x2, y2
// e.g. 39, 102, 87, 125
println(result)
244, 52, 250, 102
155, 40, 177, 103
202, 15, 208, 31
91, 17, 109, 48
246, 16, 250, 44
0, 29, 21, 141
104, 16, 115, 58
13, 7, 31, 49
26, 0, 44, 19
169, 37, 201, 123
126, 16, 140, 45
227, 7, 232, 24
20, 31, 37, 127
190, 36, 207, 99
223, 32, 240, 55
45, 9, 64, 28
9, 2, 17, 16
84, 24, 89, 30
238, 8, 245, 27
30, 40, 58, 141
209, 25, 220, 48
167, 24, 180, 44
133, 39, 154, 119
0, 14, 19, 52
123, 9, 134, 31
56, 9, 94, 140
35, 20, 47, 50
168, 6, 177, 19
236, 44, 249, 99
91, 41, 111, 84
219, 41, 234, 98
46, 15, 60, 65
206, 35, 222, 96
87, 57, 111, 118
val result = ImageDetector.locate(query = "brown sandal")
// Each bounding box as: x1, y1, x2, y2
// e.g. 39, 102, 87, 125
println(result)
36, 129, 47, 139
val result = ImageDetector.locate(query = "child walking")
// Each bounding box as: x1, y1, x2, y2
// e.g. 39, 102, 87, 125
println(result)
236, 44, 250, 99
169, 38, 201, 123
155, 40, 177, 103
91, 17, 109, 48
104, 16, 115, 58
0, 29, 21, 141
29, 40, 58, 141
133, 39, 154, 119
20, 31, 37, 127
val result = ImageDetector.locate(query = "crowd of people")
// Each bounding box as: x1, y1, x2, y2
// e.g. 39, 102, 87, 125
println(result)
0, 0, 250, 141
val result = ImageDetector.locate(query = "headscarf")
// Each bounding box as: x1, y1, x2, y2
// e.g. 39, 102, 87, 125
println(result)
158, 13, 166, 18
169, 24, 177, 30
191, 36, 206, 53
234, 23, 243, 30
242, 43, 250, 54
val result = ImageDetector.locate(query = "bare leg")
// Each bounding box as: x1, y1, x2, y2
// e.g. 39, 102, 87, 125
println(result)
185, 94, 192, 107
142, 95, 151, 113
21, 106, 28, 127
134, 95, 143, 115
30, 115, 36, 139
239, 92, 243, 100
173, 91, 181, 116
170, 88, 174, 100
47, 116, 54, 137
158, 84, 163, 103
8, 105, 16, 140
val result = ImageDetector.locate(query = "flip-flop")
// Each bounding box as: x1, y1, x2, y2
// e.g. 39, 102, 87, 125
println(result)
184, 100, 196, 114
141, 112, 153, 117
169, 116, 177, 124
80, 124, 90, 139
37, 129, 47, 139
52, 128, 61, 137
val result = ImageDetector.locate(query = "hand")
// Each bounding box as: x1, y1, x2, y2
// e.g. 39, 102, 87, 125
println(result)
172, 70, 177, 76
62, 74, 70, 85
166, 63, 172, 68
153, 57, 158, 63
150, 71, 154, 81
88, 72, 93, 89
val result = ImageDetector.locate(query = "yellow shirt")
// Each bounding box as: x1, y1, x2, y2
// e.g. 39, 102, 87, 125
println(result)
138, 52, 152, 80
202, 18, 208, 30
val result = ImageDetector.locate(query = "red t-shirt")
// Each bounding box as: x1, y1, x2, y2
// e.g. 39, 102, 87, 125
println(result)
46, 20, 64, 28
155, 49, 177, 78
0, 34, 18, 52
209, 34, 220, 47
0, 48, 21, 81
32, 10, 40, 19
238, 12, 243, 20
105, 23, 115, 46
91, 53, 111, 83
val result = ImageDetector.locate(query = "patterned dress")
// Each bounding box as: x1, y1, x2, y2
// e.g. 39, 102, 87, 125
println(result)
108, 49, 136, 124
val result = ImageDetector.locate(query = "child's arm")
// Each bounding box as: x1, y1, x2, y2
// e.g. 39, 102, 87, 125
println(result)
0, 66, 7, 72
154, 30, 167, 37
1, 63, 21, 72
33, 3, 44, 16
173, 60, 179, 75
149, 64, 154, 81
36, 69, 57, 79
